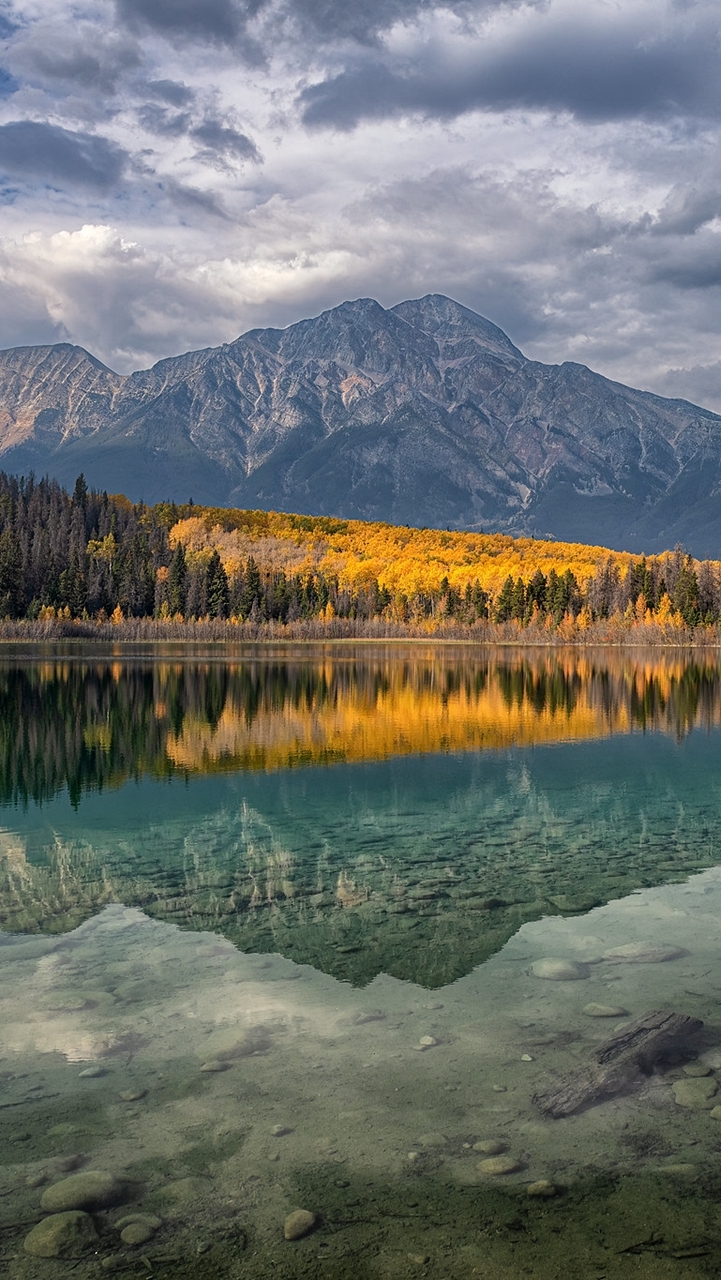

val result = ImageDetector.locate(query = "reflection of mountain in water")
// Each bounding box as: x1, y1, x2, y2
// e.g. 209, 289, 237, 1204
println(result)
2, 717, 720, 987
3, 648, 721, 805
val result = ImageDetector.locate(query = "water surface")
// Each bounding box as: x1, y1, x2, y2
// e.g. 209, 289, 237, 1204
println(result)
2, 647, 721, 1278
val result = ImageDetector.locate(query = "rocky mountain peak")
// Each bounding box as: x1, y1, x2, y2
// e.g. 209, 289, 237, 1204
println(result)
0, 295, 721, 555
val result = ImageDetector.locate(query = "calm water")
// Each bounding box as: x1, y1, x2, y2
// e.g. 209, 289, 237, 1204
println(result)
3, 646, 721, 1278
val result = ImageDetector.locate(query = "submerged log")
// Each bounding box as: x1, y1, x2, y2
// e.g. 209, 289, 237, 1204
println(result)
533, 1009, 703, 1118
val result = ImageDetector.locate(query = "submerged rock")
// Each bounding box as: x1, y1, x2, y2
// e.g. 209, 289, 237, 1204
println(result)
473, 1139, 507, 1155
284, 1209, 317, 1240
527, 1180, 558, 1198
603, 942, 685, 964
672, 1077, 718, 1110
477, 1156, 520, 1175
24, 1211, 98, 1258
41, 1170, 120, 1212
161, 1177, 212, 1203
531, 959, 589, 981
582, 1003, 628, 1017
682, 1062, 712, 1077
120, 1220, 158, 1245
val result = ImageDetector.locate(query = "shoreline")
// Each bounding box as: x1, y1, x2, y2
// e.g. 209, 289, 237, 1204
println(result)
1, 618, 721, 651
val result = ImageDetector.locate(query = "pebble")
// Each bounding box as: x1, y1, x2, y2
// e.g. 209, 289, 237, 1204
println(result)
582, 1003, 629, 1018
271, 1124, 294, 1137
531, 959, 590, 981
710, 1106, 721, 1121
527, 1180, 558, 1198
118, 1089, 147, 1101
521, 1054, 534, 1062
672, 1078, 718, 1109
26, 1171, 48, 1188
416, 1132, 448, 1148
603, 942, 684, 964
41, 1171, 120, 1212
24, 1211, 98, 1258
414, 1036, 438, 1051
199, 1060, 229, 1073
477, 1156, 520, 1175
491, 1084, 507, 1093
682, 1062, 712, 1077
408, 1254, 431, 1265
284, 1209, 317, 1240
116, 1214, 161, 1234
473, 1140, 507, 1155
161, 1177, 212, 1202
655, 1163, 698, 1178
78, 1066, 106, 1079
120, 1221, 156, 1245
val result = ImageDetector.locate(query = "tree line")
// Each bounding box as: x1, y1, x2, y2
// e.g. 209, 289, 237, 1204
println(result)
0, 471, 718, 629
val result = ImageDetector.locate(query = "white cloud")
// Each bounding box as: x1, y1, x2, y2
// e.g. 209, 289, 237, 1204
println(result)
0, 0, 719, 408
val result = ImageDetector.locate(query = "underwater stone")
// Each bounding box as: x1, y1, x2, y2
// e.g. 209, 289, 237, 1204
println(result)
477, 1156, 520, 1175
271, 1124, 293, 1136
199, 1060, 229, 1073
78, 1066, 106, 1078
416, 1133, 448, 1148
120, 1221, 156, 1245
473, 1140, 507, 1155
41, 1171, 120, 1212
527, 1180, 558, 1197
119, 1088, 147, 1101
603, 942, 684, 964
531, 959, 590, 981
682, 1062, 712, 1077
161, 1177, 212, 1202
709, 1105, 721, 1120
24, 1211, 98, 1258
582, 1003, 628, 1017
672, 1078, 718, 1109
284, 1209, 316, 1240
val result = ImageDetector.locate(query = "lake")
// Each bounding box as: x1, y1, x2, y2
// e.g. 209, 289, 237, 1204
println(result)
2, 645, 721, 1278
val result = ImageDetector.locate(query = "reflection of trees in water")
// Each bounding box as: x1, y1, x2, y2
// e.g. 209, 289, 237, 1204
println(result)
2, 651, 721, 805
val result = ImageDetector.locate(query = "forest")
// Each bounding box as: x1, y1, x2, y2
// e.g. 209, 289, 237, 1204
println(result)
0, 470, 719, 634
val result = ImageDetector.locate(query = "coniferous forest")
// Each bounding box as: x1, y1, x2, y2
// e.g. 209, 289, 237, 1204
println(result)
0, 470, 721, 640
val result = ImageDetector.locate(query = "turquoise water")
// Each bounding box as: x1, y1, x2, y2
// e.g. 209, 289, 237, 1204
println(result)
3, 649, 721, 1278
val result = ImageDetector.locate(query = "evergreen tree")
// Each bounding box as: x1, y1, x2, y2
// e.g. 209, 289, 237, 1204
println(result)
206, 550, 229, 618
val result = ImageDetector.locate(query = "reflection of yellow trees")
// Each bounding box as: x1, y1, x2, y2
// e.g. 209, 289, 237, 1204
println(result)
163, 651, 720, 773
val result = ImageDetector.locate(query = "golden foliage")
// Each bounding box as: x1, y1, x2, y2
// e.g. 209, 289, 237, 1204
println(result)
168, 507, 638, 597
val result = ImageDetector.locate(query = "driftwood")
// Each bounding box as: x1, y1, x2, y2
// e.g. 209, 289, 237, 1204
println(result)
533, 1009, 703, 1118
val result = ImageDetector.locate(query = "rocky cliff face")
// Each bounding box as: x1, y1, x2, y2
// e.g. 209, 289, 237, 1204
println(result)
1, 294, 720, 554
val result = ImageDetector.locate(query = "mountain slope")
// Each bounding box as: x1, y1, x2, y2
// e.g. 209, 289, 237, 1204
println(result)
1, 294, 720, 554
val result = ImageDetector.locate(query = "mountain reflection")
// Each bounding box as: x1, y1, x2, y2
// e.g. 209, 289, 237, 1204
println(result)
3, 647, 721, 805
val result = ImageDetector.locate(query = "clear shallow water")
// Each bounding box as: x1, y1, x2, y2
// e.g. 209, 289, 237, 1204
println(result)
3, 648, 721, 1278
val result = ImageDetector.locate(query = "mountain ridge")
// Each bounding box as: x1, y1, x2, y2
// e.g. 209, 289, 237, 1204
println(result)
1, 293, 720, 555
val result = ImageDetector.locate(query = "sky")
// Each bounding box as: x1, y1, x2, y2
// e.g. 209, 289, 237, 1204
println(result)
0, 0, 721, 408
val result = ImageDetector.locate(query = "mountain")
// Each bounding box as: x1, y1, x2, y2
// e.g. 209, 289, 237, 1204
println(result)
1, 294, 721, 555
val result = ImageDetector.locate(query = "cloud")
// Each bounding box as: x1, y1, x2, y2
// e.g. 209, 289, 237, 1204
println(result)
137, 102, 260, 165
0, 121, 127, 190
190, 118, 260, 163
11, 23, 141, 93
145, 79, 195, 106
116, 0, 243, 43
137, 103, 192, 135
0, 66, 17, 98
300, 5, 721, 129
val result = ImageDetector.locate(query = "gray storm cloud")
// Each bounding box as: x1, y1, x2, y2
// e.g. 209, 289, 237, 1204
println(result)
0, 0, 719, 410
0, 121, 127, 188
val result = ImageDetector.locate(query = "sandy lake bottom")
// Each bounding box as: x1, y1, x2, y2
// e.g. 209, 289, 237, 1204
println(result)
3, 872, 721, 1280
